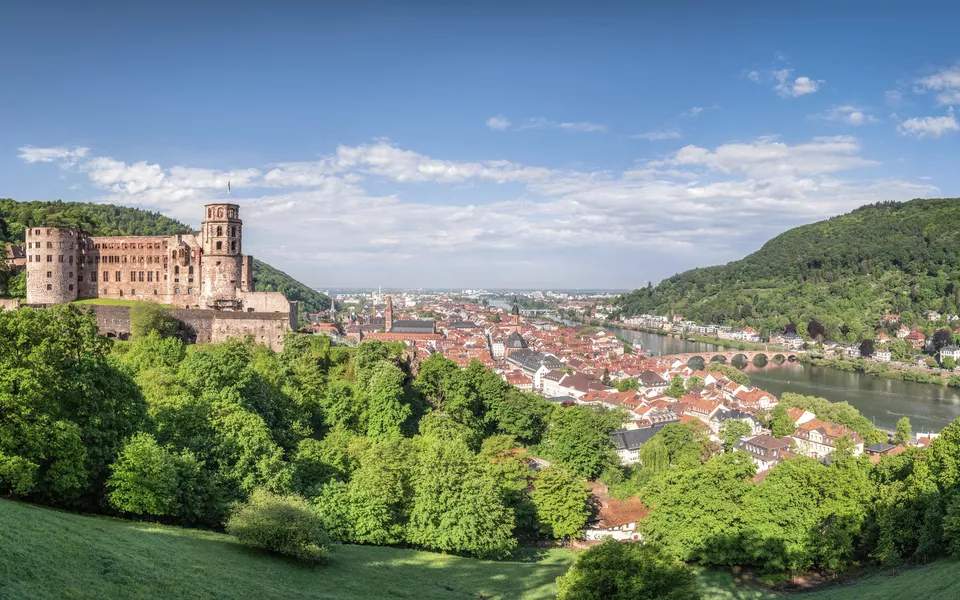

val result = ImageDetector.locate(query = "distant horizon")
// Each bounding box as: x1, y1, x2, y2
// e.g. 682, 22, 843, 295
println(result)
4, 2, 959, 288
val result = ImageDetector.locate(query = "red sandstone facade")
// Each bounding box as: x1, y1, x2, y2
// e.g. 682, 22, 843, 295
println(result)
25, 203, 289, 314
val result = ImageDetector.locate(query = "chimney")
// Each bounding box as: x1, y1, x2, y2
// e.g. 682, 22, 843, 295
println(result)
385, 295, 394, 332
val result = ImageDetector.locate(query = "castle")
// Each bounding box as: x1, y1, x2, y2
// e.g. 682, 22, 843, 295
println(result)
23, 203, 297, 349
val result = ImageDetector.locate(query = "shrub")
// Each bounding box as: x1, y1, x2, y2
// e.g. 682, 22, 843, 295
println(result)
556, 539, 702, 600
226, 489, 332, 564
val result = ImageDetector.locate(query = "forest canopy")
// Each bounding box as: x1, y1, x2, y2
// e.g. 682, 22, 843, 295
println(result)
614, 198, 960, 341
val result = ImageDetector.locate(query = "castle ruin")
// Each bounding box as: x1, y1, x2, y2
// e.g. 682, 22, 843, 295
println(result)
23, 203, 297, 349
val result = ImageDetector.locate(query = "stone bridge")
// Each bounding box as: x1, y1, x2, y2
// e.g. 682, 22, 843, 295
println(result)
661, 350, 800, 365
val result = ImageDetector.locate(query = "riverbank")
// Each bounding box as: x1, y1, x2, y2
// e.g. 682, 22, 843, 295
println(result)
799, 354, 960, 387
588, 319, 960, 389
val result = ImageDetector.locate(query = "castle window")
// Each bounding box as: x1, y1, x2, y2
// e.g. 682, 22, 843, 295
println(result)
47, 255, 52, 262
216, 241, 222, 250
46, 284, 52, 291
153, 290, 158, 295
35, 229, 40, 235
47, 242, 52, 249
147, 256, 152, 265
187, 288, 193, 294
68, 272, 73, 278
174, 266, 179, 275
175, 287, 180, 294
217, 226, 223, 236
147, 272, 153, 282
231, 241, 236, 252
69, 284, 74, 291
188, 266, 193, 275
103, 271, 108, 282
230, 226, 236, 237
139, 271, 144, 282
119, 290, 123, 297
91, 271, 96, 280
131, 289, 136, 295
217, 208, 224, 218
78, 276, 83, 283
69, 256, 73, 265
115, 271, 121, 282
58, 255, 63, 263
46, 271, 52, 278
130, 272, 136, 282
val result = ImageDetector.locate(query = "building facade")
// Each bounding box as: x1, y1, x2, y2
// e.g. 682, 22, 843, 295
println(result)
25, 203, 287, 313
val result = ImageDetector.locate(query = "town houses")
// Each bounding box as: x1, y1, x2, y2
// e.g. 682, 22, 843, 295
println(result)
326, 295, 888, 485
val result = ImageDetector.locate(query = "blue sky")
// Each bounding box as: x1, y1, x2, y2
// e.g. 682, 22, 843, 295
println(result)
3, 1, 960, 289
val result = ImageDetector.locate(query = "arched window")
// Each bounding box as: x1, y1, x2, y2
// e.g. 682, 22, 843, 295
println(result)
217, 208, 224, 218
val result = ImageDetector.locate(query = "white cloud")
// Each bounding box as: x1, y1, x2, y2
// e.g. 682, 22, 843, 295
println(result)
686, 106, 706, 117
915, 65, 960, 105
488, 116, 607, 133
815, 105, 878, 126
746, 70, 760, 83
773, 69, 823, 97
486, 115, 511, 131
17, 145, 89, 165
885, 90, 904, 107
18, 137, 933, 287
649, 136, 877, 178
630, 129, 682, 141
897, 108, 959, 139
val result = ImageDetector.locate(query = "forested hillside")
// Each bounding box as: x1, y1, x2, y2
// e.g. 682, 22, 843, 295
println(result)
615, 198, 960, 341
0, 199, 331, 311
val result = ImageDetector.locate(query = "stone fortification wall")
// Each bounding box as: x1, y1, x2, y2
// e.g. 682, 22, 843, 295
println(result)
0, 299, 21, 311
87, 304, 292, 350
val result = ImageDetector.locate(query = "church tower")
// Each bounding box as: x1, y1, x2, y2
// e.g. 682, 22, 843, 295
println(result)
200, 203, 243, 308
385, 295, 394, 332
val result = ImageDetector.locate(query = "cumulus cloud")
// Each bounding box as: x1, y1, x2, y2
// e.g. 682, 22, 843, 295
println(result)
630, 129, 682, 141
17, 145, 89, 165
773, 69, 823, 97
18, 137, 934, 287
815, 105, 878, 125
915, 65, 960, 105
897, 108, 959, 139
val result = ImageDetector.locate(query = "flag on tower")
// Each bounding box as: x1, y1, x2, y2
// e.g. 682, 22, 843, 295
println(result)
227, 180, 231, 196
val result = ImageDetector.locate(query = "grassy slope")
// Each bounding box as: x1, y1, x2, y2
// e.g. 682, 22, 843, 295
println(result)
697, 561, 960, 600
0, 499, 572, 600
2, 499, 957, 600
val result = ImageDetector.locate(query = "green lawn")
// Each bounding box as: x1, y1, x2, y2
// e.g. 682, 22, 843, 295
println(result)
696, 560, 960, 600
0, 499, 573, 600
70, 298, 174, 308
2, 498, 958, 600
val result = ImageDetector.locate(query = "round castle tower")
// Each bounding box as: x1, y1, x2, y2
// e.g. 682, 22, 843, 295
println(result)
25, 226, 80, 305
200, 203, 243, 307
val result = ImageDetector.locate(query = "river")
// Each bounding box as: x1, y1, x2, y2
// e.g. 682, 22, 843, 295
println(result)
606, 326, 960, 433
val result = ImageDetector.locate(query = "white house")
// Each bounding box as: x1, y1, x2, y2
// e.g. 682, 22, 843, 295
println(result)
874, 348, 892, 362
940, 346, 960, 361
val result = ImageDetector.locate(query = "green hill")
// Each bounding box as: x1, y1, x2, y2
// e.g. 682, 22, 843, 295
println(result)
0, 498, 571, 600
3, 498, 958, 600
615, 198, 960, 342
0, 199, 331, 312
